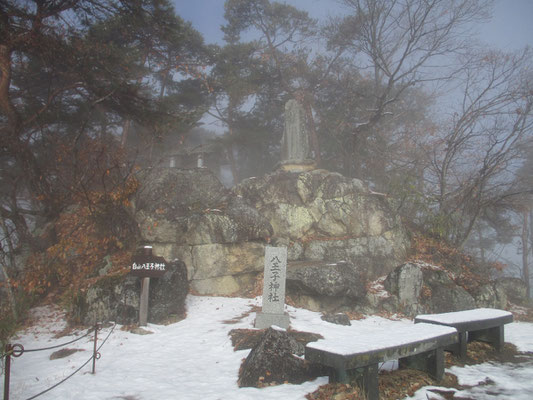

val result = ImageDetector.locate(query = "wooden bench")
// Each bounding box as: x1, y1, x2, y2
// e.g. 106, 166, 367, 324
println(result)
305, 323, 458, 400
415, 308, 513, 359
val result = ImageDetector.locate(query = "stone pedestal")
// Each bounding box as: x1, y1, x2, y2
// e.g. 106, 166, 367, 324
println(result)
255, 312, 290, 330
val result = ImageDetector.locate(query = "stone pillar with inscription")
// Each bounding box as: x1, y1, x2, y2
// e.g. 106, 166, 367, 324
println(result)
255, 246, 290, 329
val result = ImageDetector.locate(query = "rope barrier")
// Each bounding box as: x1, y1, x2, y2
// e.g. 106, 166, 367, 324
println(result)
22, 329, 93, 353
96, 323, 116, 352
2, 322, 116, 400
22, 323, 116, 400
24, 353, 94, 400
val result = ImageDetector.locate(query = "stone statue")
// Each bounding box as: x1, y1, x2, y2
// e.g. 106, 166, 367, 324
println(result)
279, 99, 315, 171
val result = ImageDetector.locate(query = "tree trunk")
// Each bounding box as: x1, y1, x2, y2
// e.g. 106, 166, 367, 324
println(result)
524, 210, 531, 299
226, 98, 239, 185
303, 100, 321, 165
0, 45, 20, 128
0, 216, 18, 319
121, 119, 131, 149
226, 142, 239, 185
478, 227, 485, 264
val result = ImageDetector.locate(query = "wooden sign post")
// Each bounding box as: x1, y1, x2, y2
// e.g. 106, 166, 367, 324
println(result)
129, 246, 167, 326
139, 277, 150, 326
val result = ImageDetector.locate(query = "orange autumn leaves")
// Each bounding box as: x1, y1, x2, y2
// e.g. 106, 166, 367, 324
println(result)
22, 175, 138, 296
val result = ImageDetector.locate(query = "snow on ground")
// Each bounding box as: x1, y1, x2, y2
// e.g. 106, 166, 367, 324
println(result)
2, 296, 533, 400
393, 321, 533, 400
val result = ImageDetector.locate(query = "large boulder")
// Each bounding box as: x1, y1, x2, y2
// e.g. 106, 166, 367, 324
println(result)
473, 282, 508, 309
238, 327, 326, 387
420, 267, 476, 313
147, 260, 189, 322
494, 277, 529, 305
136, 168, 272, 245
384, 262, 476, 315
135, 168, 227, 219
286, 260, 366, 311
382, 262, 423, 315
234, 169, 409, 280
75, 259, 189, 325
321, 313, 352, 326
134, 168, 272, 294
171, 241, 266, 295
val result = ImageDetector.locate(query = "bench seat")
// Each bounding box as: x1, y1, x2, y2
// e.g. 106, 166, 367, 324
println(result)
415, 308, 513, 359
305, 323, 457, 400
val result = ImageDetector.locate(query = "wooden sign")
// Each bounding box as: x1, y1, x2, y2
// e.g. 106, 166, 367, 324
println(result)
129, 246, 167, 326
129, 248, 167, 278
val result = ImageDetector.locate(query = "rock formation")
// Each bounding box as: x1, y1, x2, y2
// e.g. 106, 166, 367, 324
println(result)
135, 168, 272, 295
368, 262, 529, 316
67, 98, 530, 323
75, 259, 188, 325
238, 327, 326, 387
234, 169, 409, 278
130, 99, 408, 306
133, 166, 409, 307
384, 262, 476, 315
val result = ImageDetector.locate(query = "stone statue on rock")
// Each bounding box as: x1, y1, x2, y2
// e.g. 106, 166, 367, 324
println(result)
279, 99, 316, 172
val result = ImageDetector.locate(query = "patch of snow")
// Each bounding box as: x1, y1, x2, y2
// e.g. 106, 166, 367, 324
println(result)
306, 323, 456, 355
271, 325, 287, 332
409, 360, 533, 400
407, 321, 533, 400
510, 304, 530, 317
409, 260, 443, 271
2, 296, 532, 400
506, 322, 533, 352
367, 276, 391, 299
416, 308, 512, 325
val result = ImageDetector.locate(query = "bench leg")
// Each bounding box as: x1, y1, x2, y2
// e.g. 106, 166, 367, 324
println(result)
468, 325, 504, 351
358, 364, 379, 400
446, 331, 467, 359
399, 348, 445, 381
329, 364, 379, 400
330, 367, 349, 384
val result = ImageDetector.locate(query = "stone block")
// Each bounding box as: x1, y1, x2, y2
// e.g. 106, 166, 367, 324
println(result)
255, 312, 290, 329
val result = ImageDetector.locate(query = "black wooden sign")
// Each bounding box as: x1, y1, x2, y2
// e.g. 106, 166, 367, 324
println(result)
129, 249, 167, 278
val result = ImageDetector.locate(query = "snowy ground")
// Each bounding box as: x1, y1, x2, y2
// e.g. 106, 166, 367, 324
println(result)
408, 321, 533, 400
2, 295, 533, 400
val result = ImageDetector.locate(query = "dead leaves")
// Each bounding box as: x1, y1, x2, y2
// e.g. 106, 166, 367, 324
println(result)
21, 176, 138, 298
306, 383, 363, 400
408, 233, 494, 292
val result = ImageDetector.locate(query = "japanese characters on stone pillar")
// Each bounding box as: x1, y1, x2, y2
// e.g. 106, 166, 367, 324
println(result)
255, 246, 290, 329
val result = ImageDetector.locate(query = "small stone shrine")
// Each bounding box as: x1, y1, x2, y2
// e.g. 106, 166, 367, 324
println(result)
255, 246, 290, 329
279, 99, 316, 171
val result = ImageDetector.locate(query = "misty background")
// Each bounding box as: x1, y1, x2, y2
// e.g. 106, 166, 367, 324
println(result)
1, 0, 532, 309
173, 0, 533, 287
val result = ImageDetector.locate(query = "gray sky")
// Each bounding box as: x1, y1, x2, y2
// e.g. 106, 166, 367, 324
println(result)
174, 0, 533, 50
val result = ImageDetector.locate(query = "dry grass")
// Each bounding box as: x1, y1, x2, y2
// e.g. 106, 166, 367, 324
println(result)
228, 328, 323, 352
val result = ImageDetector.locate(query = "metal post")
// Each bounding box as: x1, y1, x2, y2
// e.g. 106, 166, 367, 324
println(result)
139, 277, 150, 326
3, 344, 12, 400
